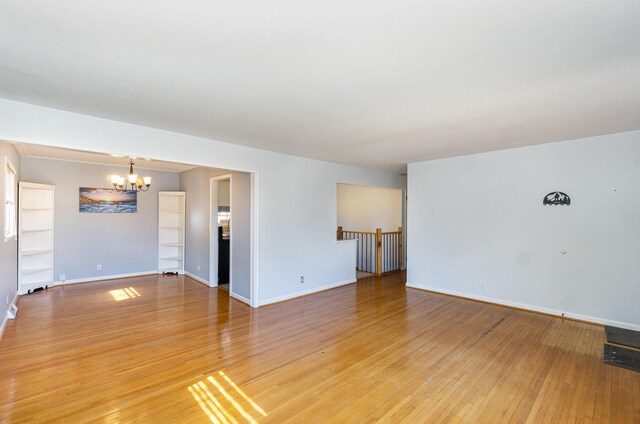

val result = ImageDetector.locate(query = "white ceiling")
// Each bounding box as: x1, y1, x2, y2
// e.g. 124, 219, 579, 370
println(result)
1, 1, 639, 173
14, 143, 196, 173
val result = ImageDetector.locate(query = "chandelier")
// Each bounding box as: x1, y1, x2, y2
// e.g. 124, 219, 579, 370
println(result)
111, 159, 151, 192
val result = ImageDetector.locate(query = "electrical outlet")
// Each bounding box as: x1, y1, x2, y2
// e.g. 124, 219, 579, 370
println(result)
97, 264, 102, 271
197, 265, 201, 271
59, 274, 66, 282
480, 282, 485, 289
300, 276, 304, 284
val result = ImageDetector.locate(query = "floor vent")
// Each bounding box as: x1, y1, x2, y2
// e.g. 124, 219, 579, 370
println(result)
6, 303, 18, 320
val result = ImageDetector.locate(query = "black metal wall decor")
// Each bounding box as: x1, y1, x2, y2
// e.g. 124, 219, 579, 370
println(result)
543, 191, 571, 206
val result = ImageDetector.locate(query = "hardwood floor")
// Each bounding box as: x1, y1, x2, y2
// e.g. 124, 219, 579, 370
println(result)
0, 273, 638, 423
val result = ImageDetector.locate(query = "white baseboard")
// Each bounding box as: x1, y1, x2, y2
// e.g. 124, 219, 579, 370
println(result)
18, 283, 54, 295
1, 292, 20, 342
55, 270, 158, 286
259, 278, 357, 307
0, 316, 6, 341
229, 292, 251, 306
407, 282, 640, 332
185, 272, 211, 286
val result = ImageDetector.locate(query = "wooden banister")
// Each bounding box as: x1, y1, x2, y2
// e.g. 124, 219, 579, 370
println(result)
337, 226, 343, 240
376, 228, 382, 276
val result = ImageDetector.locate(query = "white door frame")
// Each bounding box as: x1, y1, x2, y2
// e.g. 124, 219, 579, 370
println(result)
210, 174, 232, 291
250, 171, 259, 307
209, 172, 259, 308
402, 187, 407, 270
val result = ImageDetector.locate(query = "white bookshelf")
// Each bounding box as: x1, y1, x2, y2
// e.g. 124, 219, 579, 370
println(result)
158, 191, 185, 274
18, 182, 55, 294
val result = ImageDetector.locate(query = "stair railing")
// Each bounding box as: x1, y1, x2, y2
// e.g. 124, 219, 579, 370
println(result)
337, 226, 403, 276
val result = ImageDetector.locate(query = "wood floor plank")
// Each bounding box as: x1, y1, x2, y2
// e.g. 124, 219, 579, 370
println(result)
1, 272, 638, 423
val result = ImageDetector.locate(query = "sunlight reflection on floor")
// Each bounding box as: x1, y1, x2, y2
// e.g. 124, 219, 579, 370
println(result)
109, 287, 141, 301
188, 371, 267, 424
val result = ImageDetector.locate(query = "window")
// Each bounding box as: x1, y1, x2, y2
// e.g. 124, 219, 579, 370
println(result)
4, 159, 16, 242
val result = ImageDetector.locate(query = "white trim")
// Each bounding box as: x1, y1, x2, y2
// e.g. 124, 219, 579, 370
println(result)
406, 282, 640, 332
209, 177, 218, 287
17, 181, 53, 190
209, 174, 232, 288
401, 187, 407, 269
185, 271, 209, 286
259, 278, 357, 306
13, 148, 196, 173
1, 315, 8, 340
4, 157, 17, 242
228, 176, 234, 297
1, 292, 20, 342
230, 292, 251, 306
250, 171, 259, 308
212, 174, 233, 181
53, 270, 157, 287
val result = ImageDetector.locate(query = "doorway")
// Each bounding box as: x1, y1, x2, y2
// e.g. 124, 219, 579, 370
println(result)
214, 177, 230, 290
336, 183, 406, 279
209, 173, 253, 305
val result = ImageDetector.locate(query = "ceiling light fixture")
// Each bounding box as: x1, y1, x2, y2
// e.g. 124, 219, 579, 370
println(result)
110, 159, 151, 192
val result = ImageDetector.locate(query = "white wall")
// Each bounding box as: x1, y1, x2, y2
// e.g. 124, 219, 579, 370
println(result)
21, 157, 179, 282
337, 183, 403, 232
407, 131, 640, 330
0, 141, 19, 333
230, 172, 251, 301
0, 99, 404, 306
218, 180, 230, 208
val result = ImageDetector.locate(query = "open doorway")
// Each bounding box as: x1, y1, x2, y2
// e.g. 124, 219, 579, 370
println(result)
336, 183, 406, 280
210, 176, 230, 290
209, 173, 252, 304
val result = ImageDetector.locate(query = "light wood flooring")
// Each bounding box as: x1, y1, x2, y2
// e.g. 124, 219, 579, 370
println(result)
0, 273, 638, 423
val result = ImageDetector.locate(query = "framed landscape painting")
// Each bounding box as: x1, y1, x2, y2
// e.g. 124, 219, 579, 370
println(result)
79, 188, 137, 213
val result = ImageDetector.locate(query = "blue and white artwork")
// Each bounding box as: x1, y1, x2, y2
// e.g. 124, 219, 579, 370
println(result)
79, 188, 137, 213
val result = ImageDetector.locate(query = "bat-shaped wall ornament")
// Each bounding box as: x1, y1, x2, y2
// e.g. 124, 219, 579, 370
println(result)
543, 191, 570, 206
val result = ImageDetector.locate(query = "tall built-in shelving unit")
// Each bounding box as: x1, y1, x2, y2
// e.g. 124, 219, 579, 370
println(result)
18, 182, 55, 294
158, 191, 185, 274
